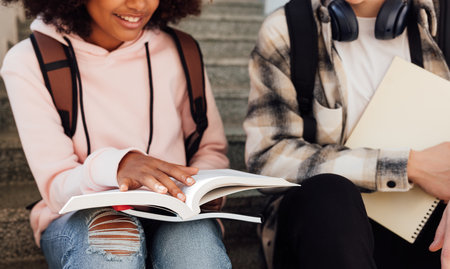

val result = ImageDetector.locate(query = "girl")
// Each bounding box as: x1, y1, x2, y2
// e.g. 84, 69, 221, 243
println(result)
1, 0, 232, 268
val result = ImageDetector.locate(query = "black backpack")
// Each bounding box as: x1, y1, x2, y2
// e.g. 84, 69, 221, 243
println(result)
30, 27, 207, 163
285, 0, 450, 143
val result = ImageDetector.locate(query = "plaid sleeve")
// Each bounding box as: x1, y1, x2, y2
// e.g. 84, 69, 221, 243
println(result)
243, 9, 412, 192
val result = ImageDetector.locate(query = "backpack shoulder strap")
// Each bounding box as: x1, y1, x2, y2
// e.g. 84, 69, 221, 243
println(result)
285, 0, 318, 143
438, 0, 450, 67
406, 4, 424, 67
284, 0, 424, 143
164, 27, 207, 163
30, 31, 77, 137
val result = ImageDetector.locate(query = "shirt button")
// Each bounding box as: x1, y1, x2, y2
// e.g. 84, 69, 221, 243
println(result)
387, 181, 396, 188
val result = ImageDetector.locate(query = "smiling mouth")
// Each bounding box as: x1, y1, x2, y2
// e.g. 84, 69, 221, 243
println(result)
114, 14, 142, 23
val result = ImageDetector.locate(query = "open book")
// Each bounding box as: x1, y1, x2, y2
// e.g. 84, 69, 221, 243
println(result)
60, 169, 298, 223
345, 57, 450, 243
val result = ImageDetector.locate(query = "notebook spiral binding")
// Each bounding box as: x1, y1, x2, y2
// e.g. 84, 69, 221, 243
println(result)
411, 199, 440, 240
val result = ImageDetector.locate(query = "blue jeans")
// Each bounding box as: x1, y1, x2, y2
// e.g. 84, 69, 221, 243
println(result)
40, 208, 231, 269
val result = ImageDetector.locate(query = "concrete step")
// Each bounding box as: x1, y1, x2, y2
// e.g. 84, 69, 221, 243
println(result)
215, 93, 248, 141
227, 133, 247, 171
201, 0, 264, 17
177, 14, 263, 39
223, 192, 268, 268
0, 182, 41, 210
17, 17, 32, 41
0, 208, 45, 268
0, 80, 16, 133
0, 246, 265, 269
0, 259, 48, 269
0, 102, 16, 133
0, 131, 33, 184
207, 61, 250, 91
197, 36, 255, 60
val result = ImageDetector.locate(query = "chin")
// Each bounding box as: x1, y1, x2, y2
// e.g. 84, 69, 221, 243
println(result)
118, 32, 144, 42
345, 0, 366, 4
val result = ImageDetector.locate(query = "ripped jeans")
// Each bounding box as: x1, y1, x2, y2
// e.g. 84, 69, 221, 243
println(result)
40, 207, 231, 269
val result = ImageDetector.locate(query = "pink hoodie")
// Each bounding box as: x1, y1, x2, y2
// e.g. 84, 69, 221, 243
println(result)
1, 19, 229, 246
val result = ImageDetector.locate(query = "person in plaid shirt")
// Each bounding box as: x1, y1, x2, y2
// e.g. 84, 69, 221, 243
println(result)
245, 0, 450, 268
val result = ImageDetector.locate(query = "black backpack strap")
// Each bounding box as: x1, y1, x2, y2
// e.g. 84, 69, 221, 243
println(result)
407, 7, 424, 67
164, 27, 207, 163
30, 31, 78, 138
438, 0, 450, 67
285, 0, 318, 143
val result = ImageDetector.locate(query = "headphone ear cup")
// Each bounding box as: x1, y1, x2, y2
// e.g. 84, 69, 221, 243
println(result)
328, 0, 359, 42
375, 0, 410, 40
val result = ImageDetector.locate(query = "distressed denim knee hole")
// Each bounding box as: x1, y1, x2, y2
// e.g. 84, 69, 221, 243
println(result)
87, 210, 142, 258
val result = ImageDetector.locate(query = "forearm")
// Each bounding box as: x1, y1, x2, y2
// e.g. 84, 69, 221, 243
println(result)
32, 146, 137, 212
246, 124, 410, 191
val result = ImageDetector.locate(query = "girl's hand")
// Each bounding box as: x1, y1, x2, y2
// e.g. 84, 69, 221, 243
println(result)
117, 152, 198, 202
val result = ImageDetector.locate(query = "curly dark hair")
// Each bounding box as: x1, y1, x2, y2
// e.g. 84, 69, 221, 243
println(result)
1, 0, 202, 38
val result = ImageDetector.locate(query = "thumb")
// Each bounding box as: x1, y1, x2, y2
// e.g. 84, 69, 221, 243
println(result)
430, 206, 448, 252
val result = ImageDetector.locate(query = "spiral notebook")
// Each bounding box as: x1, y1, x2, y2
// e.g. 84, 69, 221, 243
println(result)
345, 57, 450, 243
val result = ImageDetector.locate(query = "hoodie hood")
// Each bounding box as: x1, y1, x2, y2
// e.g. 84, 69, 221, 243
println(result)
30, 18, 159, 61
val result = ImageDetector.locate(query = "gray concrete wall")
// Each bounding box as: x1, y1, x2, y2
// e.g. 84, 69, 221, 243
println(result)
0, 4, 25, 65
264, 0, 289, 14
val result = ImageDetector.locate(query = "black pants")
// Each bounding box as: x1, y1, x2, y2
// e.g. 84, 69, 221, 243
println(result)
371, 202, 443, 269
272, 174, 442, 269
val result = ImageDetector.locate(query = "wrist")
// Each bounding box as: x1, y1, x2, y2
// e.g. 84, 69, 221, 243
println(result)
407, 149, 421, 185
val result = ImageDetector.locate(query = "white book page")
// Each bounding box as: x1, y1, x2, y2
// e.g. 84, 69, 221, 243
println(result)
124, 209, 262, 223
59, 189, 195, 219
181, 169, 298, 214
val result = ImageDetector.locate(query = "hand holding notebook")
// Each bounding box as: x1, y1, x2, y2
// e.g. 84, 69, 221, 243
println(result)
345, 57, 450, 243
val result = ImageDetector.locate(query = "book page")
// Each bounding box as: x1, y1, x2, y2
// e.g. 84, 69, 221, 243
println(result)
59, 189, 196, 219
123, 209, 262, 223
345, 57, 449, 243
181, 169, 298, 214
